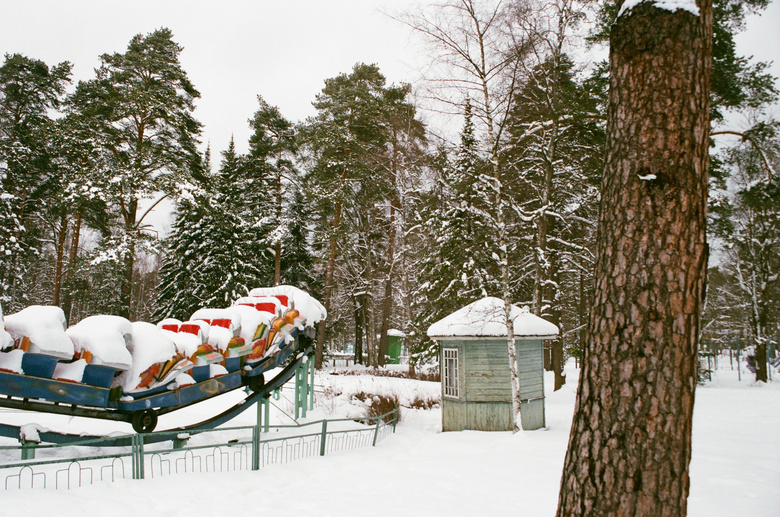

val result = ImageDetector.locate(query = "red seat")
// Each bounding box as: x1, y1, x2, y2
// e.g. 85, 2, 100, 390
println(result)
179, 323, 202, 336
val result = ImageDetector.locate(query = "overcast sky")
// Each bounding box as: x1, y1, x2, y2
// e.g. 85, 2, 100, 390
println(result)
0, 0, 424, 155
1, 0, 778, 157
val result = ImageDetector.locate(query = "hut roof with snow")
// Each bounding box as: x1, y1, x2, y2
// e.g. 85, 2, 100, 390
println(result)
427, 297, 558, 340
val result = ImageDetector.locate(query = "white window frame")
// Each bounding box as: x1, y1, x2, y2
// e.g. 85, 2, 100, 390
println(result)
443, 348, 460, 399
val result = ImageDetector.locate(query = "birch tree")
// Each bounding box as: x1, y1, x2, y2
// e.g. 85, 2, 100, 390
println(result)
404, 0, 531, 429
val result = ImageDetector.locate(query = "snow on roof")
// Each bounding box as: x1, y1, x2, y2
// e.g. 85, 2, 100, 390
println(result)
66, 315, 133, 370
388, 329, 406, 338
4, 305, 74, 359
115, 321, 179, 391
246, 285, 327, 324
426, 297, 559, 339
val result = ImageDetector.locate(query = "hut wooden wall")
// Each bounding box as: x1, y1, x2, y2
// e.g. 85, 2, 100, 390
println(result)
441, 338, 546, 432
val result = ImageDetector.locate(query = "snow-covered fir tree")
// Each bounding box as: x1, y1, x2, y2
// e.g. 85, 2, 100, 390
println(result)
411, 101, 502, 365
155, 141, 271, 321
0, 54, 71, 310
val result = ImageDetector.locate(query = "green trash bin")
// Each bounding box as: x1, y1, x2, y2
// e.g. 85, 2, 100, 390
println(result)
386, 330, 406, 364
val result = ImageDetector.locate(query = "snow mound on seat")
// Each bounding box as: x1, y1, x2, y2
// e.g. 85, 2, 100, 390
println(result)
4, 305, 74, 359
0, 349, 24, 374
53, 359, 87, 383
115, 321, 180, 391
231, 304, 273, 344
160, 328, 204, 358
191, 307, 241, 333
66, 315, 133, 370
247, 285, 327, 324
234, 295, 284, 316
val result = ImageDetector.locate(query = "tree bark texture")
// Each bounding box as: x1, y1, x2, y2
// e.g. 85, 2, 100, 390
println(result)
557, 2, 711, 516
61, 210, 82, 325
378, 190, 400, 367
354, 292, 365, 365
315, 197, 342, 369
53, 209, 69, 306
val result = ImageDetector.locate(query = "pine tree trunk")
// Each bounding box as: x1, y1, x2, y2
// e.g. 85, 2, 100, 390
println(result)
753, 297, 768, 382
547, 251, 566, 390
53, 209, 69, 306
378, 192, 399, 368
274, 168, 282, 286
315, 198, 342, 369
354, 293, 364, 365
61, 210, 82, 325
755, 342, 768, 382
556, 2, 712, 516
119, 198, 138, 320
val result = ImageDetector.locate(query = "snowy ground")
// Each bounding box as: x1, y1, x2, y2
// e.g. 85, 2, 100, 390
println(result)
1, 358, 778, 517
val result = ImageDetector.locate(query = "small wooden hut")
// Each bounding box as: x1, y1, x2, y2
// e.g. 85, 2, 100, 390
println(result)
427, 297, 558, 432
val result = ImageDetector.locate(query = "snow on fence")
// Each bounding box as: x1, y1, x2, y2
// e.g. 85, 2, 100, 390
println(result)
0, 409, 398, 490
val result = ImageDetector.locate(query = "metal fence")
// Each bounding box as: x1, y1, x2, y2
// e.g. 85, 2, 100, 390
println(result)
0, 409, 398, 490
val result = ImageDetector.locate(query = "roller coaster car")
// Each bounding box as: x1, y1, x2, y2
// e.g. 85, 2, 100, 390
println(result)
120, 322, 194, 394
0, 286, 326, 434
2, 306, 75, 378
158, 320, 223, 382
190, 308, 254, 372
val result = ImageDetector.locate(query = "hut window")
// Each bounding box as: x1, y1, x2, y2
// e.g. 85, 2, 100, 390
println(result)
443, 348, 459, 398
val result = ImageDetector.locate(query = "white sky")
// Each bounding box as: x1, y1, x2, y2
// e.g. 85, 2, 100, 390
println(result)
0, 0, 426, 155
0, 0, 777, 155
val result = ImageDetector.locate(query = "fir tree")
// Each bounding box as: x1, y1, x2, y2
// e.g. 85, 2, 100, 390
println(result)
279, 186, 317, 291
155, 141, 270, 320
411, 101, 501, 365
0, 53, 72, 309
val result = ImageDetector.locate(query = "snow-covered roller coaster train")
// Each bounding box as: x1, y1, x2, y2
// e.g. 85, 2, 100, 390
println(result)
0, 286, 326, 433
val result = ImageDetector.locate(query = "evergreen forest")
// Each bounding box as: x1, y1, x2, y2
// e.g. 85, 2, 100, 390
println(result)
1, 0, 777, 385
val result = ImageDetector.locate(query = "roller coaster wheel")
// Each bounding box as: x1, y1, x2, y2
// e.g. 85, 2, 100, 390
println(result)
247, 373, 265, 393
132, 409, 158, 433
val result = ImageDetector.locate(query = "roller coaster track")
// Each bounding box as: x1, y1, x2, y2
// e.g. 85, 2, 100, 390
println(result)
0, 346, 313, 447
